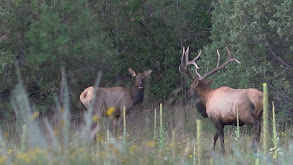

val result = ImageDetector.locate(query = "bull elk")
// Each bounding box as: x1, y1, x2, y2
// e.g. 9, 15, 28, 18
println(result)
179, 47, 263, 154
80, 68, 152, 136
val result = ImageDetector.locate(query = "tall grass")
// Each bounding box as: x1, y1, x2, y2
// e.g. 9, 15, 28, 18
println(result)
270, 102, 281, 160
196, 120, 202, 165
0, 71, 292, 165
234, 108, 240, 142
153, 108, 157, 141
123, 106, 127, 142
262, 83, 269, 154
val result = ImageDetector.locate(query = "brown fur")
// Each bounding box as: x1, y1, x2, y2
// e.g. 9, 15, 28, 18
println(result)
188, 78, 263, 154
80, 68, 152, 136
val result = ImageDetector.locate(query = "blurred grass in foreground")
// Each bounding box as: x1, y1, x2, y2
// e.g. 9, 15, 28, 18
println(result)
0, 76, 292, 165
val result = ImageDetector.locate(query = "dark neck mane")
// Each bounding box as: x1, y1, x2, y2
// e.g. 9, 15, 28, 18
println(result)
130, 86, 144, 105
192, 86, 212, 118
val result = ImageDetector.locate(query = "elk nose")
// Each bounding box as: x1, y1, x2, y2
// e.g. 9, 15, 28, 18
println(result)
138, 82, 144, 88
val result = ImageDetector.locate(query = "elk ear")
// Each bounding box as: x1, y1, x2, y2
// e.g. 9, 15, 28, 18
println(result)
144, 69, 152, 77
128, 68, 137, 77
206, 78, 214, 87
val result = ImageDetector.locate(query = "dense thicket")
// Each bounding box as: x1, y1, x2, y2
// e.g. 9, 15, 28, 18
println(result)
0, 0, 292, 123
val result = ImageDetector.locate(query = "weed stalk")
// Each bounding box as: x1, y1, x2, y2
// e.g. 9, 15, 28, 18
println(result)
123, 106, 127, 142
234, 107, 240, 142
153, 109, 157, 141
262, 83, 269, 153
271, 101, 280, 159
197, 120, 202, 165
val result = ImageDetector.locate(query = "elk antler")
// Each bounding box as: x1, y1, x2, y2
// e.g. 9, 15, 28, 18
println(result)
179, 47, 202, 80
179, 47, 240, 80
198, 47, 240, 80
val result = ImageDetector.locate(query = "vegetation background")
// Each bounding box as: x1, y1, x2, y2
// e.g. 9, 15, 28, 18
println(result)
1, 0, 292, 124
0, 0, 292, 164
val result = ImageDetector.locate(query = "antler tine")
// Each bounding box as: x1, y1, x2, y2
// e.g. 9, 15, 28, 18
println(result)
200, 47, 241, 80
179, 47, 203, 80
181, 47, 186, 66
179, 47, 185, 74
185, 48, 200, 69
185, 47, 196, 80
216, 50, 221, 67
226, 47, 241, 64
179, 47, 193, 80
179, 47, 209, 80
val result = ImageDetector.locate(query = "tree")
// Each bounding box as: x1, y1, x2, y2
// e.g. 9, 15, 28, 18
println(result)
0, 0, 117, 113
203, 0, 293, 124
91, 0, 212, 100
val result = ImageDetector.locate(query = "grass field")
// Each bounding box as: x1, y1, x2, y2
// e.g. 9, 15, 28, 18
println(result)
0, 81, 292, 165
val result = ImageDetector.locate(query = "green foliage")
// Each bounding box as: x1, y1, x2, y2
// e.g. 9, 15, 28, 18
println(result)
0, 0, 117, 113
90, 0, 212, 100
204, 0, 293, 123
0, 0, 292, 124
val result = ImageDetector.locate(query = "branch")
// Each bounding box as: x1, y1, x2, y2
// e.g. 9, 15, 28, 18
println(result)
67, 65, 96, 76
267, 44, 293, 70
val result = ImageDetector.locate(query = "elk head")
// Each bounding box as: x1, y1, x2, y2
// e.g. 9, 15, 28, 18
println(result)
128, 68, 152, 104
179, 47, 240, 99
129, 67, 152, 89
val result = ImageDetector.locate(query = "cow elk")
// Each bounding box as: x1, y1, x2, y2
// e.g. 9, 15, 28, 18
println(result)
179, 47, 263, 154
80, 68, 152, 137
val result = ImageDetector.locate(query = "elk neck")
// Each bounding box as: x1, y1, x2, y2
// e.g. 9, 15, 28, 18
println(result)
190, 85, 212, 118
130, 85, 144, 105
194, 82, 213, 107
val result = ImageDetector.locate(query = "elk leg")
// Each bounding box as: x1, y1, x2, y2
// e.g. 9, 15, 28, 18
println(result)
90, 122, 100, 141
112, 117, 118, 136
252, 113, 262, 152
215, 122, 225, 154
252, 120, 261, 152
213, 132, 218, 151
117, 115, 124, 135
90, 111, 100, 141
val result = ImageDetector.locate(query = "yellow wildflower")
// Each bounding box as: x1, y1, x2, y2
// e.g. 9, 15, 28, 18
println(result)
95, 134, 104, 143
92, 115, 99, 123
129, 145, 137, 155
106, 107, 115, 116
189, 154, 193, 158
0, 156, 7, 164
3, 132, 9, 138
30, 111, 39, 121
146, 141, 155, 147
